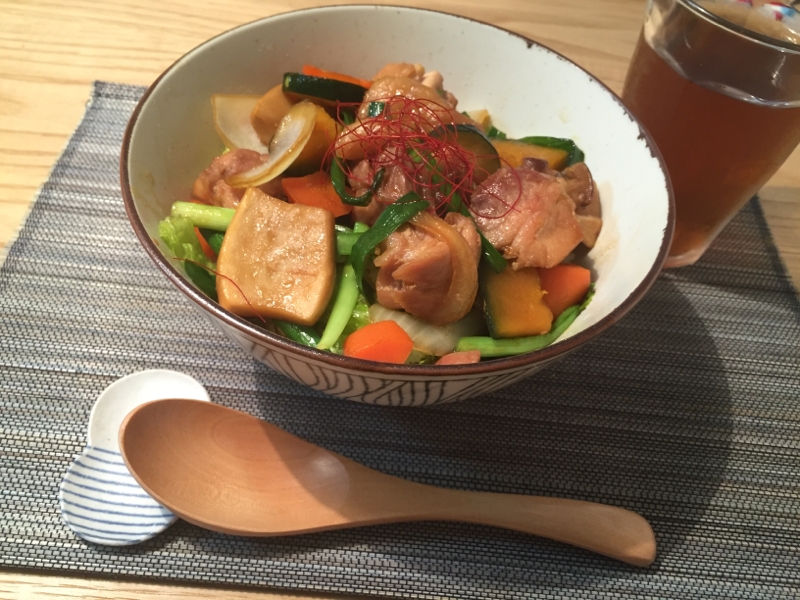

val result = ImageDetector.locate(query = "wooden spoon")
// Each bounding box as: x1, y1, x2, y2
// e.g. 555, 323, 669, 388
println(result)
119, 399, 656, 567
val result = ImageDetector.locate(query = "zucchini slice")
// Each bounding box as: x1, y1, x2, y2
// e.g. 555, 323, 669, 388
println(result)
430, 123, 501, 185
282, 72, 368, 106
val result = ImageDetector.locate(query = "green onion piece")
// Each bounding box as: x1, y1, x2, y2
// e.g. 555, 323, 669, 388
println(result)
275, 320, 320, 348
330, 157, 385, 206
447, 192, 506, 273
456, 286, 594, 357
478, 233, 508, 273
350, 194, 429, 293
487, 126, 507, 140
170, 202, 235, 231
198, 228, 225, 255
366, 101, 385, 117
353, 222, 370, 234
317, 261, 360, 350
517, 136, 585, 166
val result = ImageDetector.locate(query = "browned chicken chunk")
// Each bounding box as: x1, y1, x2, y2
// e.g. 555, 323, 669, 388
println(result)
470, 166, 584, 269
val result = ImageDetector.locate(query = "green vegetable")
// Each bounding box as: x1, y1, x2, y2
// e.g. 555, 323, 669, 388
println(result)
429, 123, 501, 185
330, 157, 385, 206
350, 194, 429, 293
336, 232, 362, 256
275, 321, 320, 348
282, 72, 368, 105
170, 202, 234, 231
317, 260, 360, 350
339, 109, 356, 126
447, 193, 506, 273
158, 216, 217, 300
366, 101, 385, 117
198, 228, 225, 254
486, 127, 584, 166
183, 262, 217, 300
487, 126, 507, 140
517, 136, 585, 166
456, 288, 593, 357
336, 223, 369, 256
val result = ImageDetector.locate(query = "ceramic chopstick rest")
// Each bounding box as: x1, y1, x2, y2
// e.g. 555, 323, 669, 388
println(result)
59, 370, 210, 545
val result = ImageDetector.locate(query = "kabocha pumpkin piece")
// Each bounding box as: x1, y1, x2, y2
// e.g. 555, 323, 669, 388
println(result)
250, 84, 295, 145
216, 188, 336, 325
480, 263, 553, 338
283, 104, 338, 176
492, 139, 569, 170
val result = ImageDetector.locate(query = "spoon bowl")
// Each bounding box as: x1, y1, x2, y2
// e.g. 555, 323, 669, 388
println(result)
120, 399, 657, 566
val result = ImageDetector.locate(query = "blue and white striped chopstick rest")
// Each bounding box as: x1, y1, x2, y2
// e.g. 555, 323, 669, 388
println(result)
59, 446, 176, 545
59, 369, 210, 546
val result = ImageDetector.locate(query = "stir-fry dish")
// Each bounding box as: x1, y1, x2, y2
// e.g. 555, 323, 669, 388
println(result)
159, 63, 602, 365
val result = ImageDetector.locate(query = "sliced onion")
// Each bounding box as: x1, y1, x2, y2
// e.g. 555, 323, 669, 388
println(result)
227, 101, 318, 187
211, 94, 270, 153
369, 304, 485, 356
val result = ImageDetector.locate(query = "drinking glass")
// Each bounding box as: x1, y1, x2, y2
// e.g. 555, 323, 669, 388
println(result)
622, 0, 800, 268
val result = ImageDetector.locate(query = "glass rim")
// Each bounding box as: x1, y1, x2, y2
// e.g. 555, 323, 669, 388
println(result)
681, 0, 800, 53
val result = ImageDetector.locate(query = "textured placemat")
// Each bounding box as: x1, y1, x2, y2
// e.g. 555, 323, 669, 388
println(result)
1, 82, 799, 599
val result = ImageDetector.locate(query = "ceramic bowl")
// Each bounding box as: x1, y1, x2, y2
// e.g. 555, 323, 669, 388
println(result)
121, 5, 673, 407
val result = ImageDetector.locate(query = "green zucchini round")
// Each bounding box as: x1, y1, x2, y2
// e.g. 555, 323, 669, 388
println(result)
282, 72, 368, 106
430, 123, 501, 184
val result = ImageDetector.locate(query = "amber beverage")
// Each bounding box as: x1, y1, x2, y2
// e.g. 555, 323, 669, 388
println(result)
622, 0, 800, 267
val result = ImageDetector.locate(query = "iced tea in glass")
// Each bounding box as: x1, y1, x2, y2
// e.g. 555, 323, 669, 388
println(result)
622, 0, 800, 267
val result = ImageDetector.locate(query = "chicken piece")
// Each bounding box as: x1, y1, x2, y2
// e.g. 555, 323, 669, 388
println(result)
216, 188, 335, 325
562, 162, 603, 248
192, 149, 265, 208
470, 166, 583, 269
192, 149, 286, 208
444, 212, 481, 264
420, 70, 458, 108
335, 76, 469, 163
348, 157, 416, 225
372, 63, 425, 81
374, 211, 478, 326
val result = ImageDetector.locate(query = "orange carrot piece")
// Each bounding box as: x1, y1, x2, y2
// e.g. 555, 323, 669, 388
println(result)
301, 65, 372, 90
194, 227, 218, 262
343, 320, 414, 364
538, 264, 592, 318
281, 171, 352, 218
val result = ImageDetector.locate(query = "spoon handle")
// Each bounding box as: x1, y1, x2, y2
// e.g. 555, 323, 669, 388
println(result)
425, 488, 656, 567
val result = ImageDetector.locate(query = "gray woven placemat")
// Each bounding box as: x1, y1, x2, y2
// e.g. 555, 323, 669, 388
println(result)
1, 82, 799, 599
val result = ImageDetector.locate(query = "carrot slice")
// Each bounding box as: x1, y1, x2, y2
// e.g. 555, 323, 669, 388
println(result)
194, 227, 218, 262
301, 65, 372, 90
343, 320, 414, 364
281, 171, 352, 218
538, 264, 592, 318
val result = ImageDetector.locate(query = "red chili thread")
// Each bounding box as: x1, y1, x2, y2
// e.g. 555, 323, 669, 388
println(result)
327, 95, 522, 215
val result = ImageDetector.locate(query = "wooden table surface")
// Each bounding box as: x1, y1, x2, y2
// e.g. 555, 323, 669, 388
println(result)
2, 0, 798, 597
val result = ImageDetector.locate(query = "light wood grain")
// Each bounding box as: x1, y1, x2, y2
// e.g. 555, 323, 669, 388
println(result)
1, 0, 798, 597
119, 400, 656, 566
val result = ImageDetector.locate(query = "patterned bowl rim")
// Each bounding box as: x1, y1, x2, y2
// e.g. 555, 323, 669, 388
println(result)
120, 4, 675, 379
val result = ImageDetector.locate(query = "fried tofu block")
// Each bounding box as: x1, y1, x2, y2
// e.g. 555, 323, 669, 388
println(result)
216, 187, 335, 325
